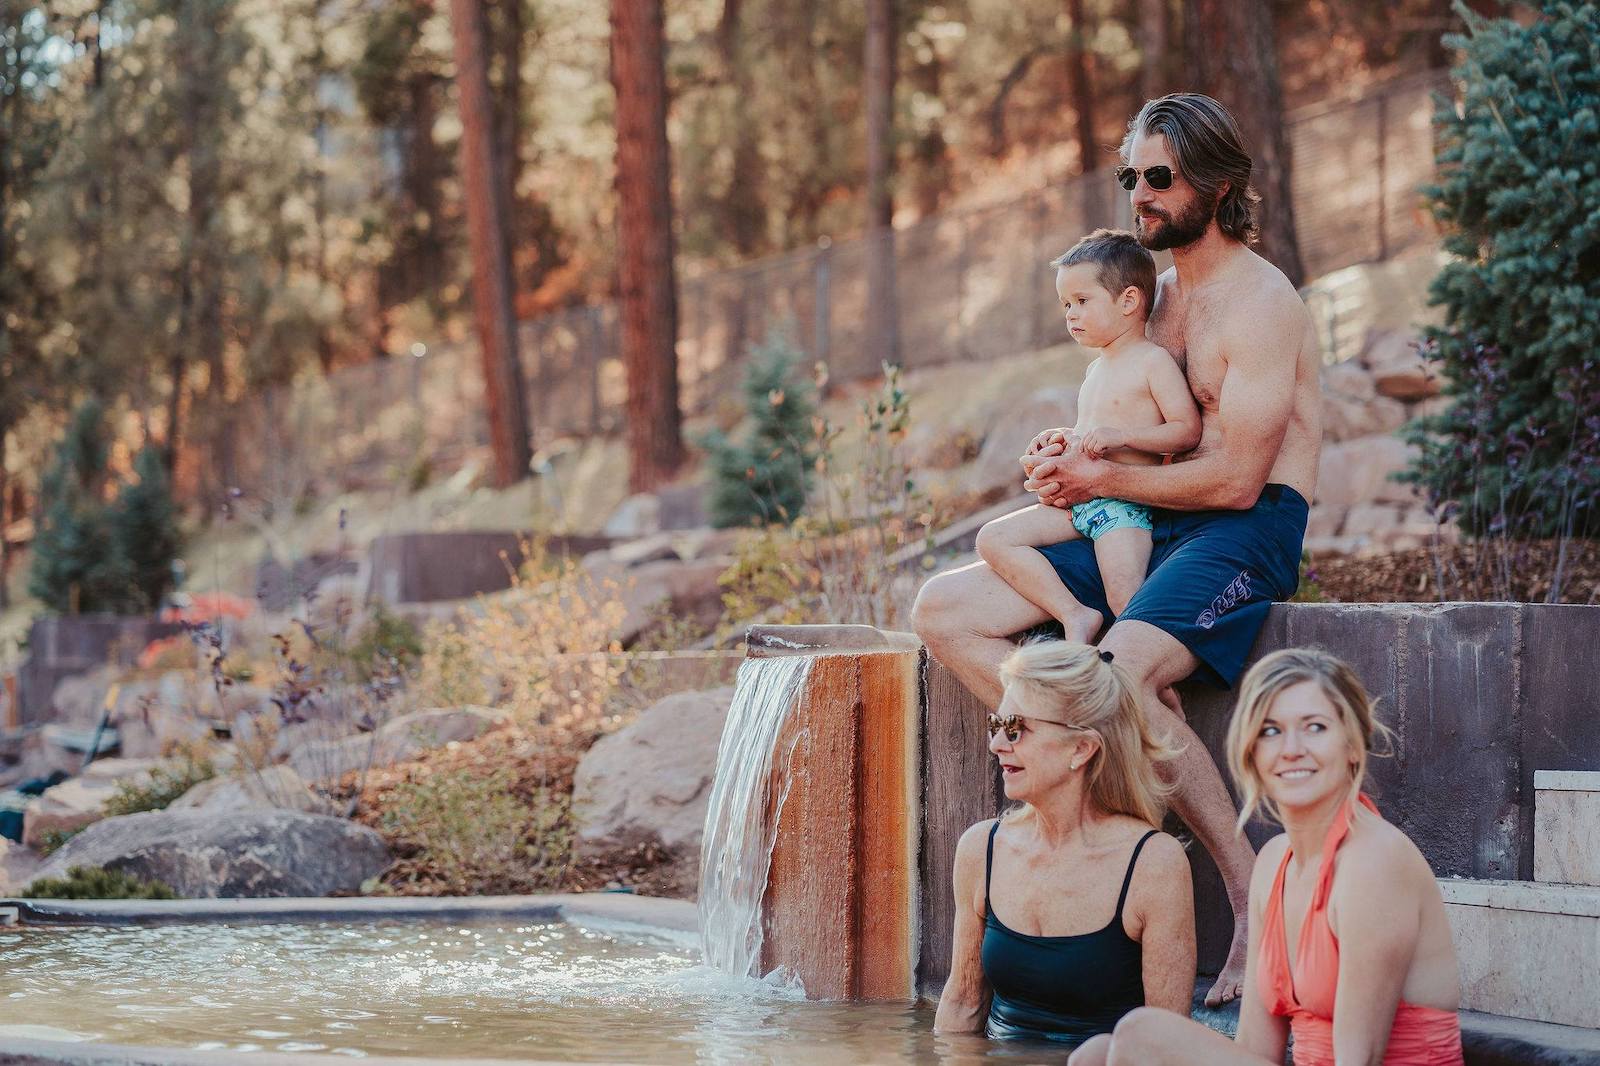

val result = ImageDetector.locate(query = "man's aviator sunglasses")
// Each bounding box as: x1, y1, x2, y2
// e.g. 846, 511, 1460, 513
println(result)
1115, 164, 1175, 192
986, 713, 1092, 743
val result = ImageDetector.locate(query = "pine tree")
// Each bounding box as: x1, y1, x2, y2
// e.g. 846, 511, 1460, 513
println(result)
110, 445, 182, 611
703, 329, 819, 528
28, 401, 121, 614
1405, 1, 1600, 539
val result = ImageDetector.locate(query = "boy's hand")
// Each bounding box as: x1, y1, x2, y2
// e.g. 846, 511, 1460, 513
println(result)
1082, 428, 1126, 459
1024, 428, 1072, 456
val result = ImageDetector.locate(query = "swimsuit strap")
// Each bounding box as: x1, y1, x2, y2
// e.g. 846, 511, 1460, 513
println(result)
1312, 794, 1381, 911
985, 819, 1001, 915
1113, 830, 1160, 922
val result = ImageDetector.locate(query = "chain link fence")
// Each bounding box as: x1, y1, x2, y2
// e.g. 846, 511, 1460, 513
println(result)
243, 71, 1447, 495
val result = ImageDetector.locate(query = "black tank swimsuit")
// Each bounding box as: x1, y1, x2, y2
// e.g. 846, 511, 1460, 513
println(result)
980, 822, 1157, 1044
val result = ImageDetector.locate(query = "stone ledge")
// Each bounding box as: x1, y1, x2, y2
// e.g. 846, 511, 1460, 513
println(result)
1536, 770, 1600, 792
1440, 879, 1600, 918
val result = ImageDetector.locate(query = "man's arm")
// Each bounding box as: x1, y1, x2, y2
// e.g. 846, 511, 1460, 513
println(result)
1029, 295, 1303, 511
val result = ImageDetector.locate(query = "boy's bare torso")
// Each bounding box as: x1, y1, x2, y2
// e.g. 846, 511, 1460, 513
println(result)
1145, 253, 1322, 501
1076, 341, 1172, 468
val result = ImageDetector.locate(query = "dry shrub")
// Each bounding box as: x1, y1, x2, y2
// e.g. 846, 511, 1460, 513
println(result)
430, 539, 628, 735
377, 765, 570, 895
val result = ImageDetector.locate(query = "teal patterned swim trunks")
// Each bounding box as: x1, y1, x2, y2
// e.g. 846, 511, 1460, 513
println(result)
1070, 497, 1154, 541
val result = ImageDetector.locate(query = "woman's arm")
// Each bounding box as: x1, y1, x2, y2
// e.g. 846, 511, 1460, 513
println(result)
1328, 836, 1424, 1066
1234, 836, 1290, 1062
934, 820, 996, 1033
1130, 833, 1197, 1014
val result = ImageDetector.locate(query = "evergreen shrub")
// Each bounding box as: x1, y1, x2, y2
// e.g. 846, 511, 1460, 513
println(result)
702, 327, 820, 528
1405, 1, 1600, 540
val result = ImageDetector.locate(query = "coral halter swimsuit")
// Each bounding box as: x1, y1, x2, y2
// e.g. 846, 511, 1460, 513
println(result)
1258, 795, 1464, 1066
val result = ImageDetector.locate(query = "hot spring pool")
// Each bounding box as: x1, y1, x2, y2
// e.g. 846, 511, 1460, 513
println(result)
0, 905, 1053, 1064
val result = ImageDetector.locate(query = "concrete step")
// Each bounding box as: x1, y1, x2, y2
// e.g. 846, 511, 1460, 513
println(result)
1535, 770, 1600, 888
1439, 878, 1600, 1030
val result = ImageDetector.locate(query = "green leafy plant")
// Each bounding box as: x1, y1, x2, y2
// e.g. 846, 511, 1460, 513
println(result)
102, 751, 217, 817
702, 326, 820, 528
1403, 1, 1599, 577
35, 827, 85, 856
109, 444, 183, 611
22, 865, 177, 900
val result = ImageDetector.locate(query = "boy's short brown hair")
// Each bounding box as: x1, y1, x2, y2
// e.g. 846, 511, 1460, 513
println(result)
1050, 229, 1157, 319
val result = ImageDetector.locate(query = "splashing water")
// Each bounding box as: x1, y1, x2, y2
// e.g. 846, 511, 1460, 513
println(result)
698, 654, 813, 978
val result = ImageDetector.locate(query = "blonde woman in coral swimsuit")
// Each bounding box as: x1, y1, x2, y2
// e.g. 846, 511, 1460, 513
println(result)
1067, 647, 1464, 1066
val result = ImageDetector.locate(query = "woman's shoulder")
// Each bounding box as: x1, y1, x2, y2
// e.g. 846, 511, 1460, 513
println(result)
954, 818, 1002, 865
1335, 808, 1432, 893
1128, 827, 1189, 874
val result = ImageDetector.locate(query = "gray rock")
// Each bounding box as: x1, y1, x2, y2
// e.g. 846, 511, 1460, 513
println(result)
965, 388, 1078, 497
285, 706, 501, 784
572, 687, 734, 881
604, 493, 662, 538
27, 808, 390, 897
20, 758, 163, 847
169, 764, 332, 815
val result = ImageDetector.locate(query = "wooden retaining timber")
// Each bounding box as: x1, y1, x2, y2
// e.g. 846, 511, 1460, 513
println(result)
753, 629, 922, 1000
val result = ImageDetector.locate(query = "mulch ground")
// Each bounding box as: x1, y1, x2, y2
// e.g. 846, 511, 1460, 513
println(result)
1307, 539, 1600, 605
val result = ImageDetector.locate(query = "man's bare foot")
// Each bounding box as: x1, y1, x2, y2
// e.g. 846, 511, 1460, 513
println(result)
1204, 921, 1249, 1008
1058, 606, 1104, 645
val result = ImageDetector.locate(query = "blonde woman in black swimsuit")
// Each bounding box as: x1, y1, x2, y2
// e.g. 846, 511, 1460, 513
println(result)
934, 641, 1197, 1046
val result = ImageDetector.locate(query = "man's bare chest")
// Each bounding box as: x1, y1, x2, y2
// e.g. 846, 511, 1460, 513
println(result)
1148, 304, 1224, 412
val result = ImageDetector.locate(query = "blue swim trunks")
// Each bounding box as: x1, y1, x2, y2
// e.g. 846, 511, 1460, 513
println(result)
1037, 484, 1309, 687
1070, 497, 1153, 541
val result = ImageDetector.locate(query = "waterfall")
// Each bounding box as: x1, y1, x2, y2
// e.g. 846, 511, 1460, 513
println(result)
697, 654, 812, 978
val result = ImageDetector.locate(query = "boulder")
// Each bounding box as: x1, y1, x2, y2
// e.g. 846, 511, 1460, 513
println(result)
0, 838, 44, 894
26, 808, 390, 897
1362, 329, 1441, 401
1322, 392, 1408, 443
1373, 361, 1441, 402
1321, 360, 1376, 401
49, 666, 119, 727
604, 493, 663, 539
1305, 504, 1346, 540
169, 764, 332, 815
285, 706, 502, 783
1314, 435, 1420, 510
966, 388, 1078, 497
20, 757, 162, 847
1341, 502, 1405, 541
111, 679, 219, 759
572, 686, 734, 885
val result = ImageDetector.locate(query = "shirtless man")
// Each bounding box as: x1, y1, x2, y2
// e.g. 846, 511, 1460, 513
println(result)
912, 93, 1322, 1007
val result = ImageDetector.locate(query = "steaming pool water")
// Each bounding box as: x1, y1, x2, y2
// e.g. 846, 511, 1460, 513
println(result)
0, 917, 1059, 1063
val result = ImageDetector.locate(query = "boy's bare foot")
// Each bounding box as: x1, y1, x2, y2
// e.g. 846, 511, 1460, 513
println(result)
1058, 606, 1104, 645
1204, 921, 1250, 1007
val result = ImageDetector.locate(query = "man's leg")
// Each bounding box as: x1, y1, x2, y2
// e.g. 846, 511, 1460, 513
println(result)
1098, 619, 1256, 1007
911, 558, 1054, 709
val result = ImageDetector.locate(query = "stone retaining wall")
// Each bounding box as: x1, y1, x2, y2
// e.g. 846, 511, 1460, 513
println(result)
919, 601, 1600, 989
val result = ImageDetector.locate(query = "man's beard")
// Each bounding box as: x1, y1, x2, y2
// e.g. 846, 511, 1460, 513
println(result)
1135, 191, 1218, 251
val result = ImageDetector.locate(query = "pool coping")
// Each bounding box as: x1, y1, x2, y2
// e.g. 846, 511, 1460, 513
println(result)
0, 892, 696, 1066
0, 891, 698, 933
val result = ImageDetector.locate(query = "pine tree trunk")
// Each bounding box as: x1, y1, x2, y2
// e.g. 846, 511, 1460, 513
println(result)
1138, 0, 1167, 103
719, 0, 764, 256
1184, 0, 1305, 285
864, 0, 899, 371
451, 0, 533, 486
1066, 0, 1097, 171
0, 427, 8, 612
610, 0, 684, 492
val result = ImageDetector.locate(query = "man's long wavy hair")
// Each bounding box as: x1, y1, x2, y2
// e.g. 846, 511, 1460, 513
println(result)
1121, 93, 1260, 245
